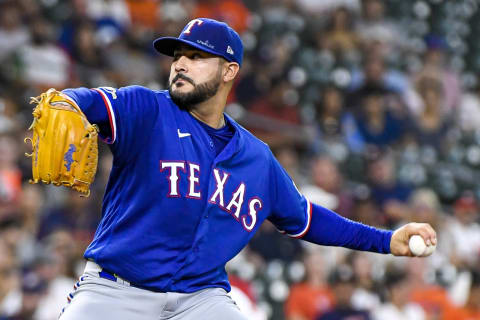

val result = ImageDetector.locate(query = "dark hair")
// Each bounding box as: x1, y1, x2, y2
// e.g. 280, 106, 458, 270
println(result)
471, 270, 480, 288
329, 264, 356, 285
326, 6, 355, 31
359, 83, 389, 99
0, 216, 22, 231
384, 267, 407, 289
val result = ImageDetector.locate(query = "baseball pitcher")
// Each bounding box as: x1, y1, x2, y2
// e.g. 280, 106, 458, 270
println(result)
25, 18, 436, 320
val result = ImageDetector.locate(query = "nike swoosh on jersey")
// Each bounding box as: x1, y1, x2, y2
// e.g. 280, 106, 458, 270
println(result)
177, 129, 191, 138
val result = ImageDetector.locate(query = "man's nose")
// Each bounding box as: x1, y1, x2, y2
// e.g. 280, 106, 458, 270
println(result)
174, 55, 189, 73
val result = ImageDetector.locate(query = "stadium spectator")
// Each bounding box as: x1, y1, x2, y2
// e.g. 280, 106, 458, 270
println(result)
0, 239, 21, 317
348, 51, 423, 126
366, 150, 412, 227
357, 0, 408, 56
0, 97, 20, 135
84, 0, 131, 30
18, 17, 71, 90
323, 7, 359, 61
407, 188, 442, 231
458, 76, 480, 132
274, 146, 308, 187
5, 271, 47, 320
347, 252, 381, 312
317, 264, 371, 320
0, 2, 30, 63
247, 78, 303, 148
313, 85, 357, 152
285, 250, 334, 320
248, 221, 304, 264
440, 192, 480, 269
301, 155, 353, 217
69, 21, 108, 87
0, 134, 22, 221
444, 270, 480, 320
372, 267, 425, 320
32, 247, 77, 320
351, 84, 407, 148
351, 193, 384, 227
15, 184, 43, 267
406, 257, 454, 320
407, 77, 451, 152
37, 190, 100, 242
413, 34, 461, 115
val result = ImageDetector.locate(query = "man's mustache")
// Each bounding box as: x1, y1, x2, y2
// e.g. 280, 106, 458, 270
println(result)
171, 73, 195, 86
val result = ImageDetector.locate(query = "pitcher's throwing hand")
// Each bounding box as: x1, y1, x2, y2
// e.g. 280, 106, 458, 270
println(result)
390, 222, 437, 256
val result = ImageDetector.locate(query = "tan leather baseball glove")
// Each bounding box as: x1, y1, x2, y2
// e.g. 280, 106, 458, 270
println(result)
25, 88, 99, 196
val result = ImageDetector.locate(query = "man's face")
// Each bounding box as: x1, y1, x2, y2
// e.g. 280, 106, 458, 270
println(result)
168, 45, 224, 110
333, 282, 355, 306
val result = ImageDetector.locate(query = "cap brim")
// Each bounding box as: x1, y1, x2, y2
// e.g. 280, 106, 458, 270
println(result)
153, 37, 233, 62
153, 37, 183, 56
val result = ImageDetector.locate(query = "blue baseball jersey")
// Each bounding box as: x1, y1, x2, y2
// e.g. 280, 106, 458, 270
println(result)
63, 86, 312, 293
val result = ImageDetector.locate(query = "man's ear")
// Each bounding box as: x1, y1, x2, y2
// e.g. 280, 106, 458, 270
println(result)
223, 62, 240, 82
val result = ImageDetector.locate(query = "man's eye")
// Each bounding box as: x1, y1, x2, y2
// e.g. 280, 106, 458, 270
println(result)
192, 53, 201, 59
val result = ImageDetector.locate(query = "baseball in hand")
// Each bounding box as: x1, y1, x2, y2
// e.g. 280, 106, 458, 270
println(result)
409, 235, 436, 257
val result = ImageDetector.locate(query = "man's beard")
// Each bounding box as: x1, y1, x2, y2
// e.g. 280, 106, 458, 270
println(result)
168, 72, 221, 111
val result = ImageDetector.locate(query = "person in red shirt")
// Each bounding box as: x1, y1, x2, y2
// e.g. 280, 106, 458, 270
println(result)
285, 250, 335, 320
444, 270, 480, 320
407, 257, 454, 319
247, 78, 303, 148
0, 134, 22, 220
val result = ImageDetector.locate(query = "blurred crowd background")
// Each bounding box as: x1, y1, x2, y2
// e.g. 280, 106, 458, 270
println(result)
0, 0, 480, 319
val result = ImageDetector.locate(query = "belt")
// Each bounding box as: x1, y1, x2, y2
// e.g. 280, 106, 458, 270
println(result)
85, 260, 141, 289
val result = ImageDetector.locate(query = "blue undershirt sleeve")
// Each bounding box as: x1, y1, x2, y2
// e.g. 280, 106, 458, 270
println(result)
302, 203, 393, 254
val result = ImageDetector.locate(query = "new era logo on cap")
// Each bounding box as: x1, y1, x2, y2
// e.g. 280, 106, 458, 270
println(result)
153, 18, 243, 66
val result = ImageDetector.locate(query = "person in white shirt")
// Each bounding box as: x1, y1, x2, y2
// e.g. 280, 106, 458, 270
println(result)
372, 267, 425, 320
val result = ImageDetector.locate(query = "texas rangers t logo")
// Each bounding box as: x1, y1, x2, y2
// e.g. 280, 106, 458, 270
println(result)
183, 19, 204, 34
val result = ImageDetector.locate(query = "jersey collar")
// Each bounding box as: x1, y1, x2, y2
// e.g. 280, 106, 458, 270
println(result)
213, 113, 244, 164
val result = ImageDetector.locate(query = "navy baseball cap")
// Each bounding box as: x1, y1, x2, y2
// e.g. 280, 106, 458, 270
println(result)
153, 18, 243, 66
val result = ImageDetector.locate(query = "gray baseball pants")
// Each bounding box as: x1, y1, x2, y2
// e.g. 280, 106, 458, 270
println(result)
59, 261, 248, 320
